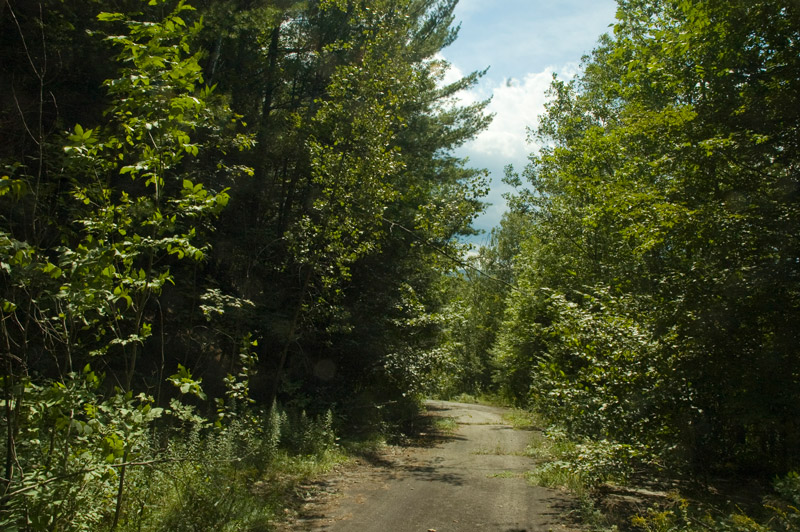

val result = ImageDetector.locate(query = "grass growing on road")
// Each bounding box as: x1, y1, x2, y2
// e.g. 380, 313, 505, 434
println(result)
431, 416, 459, 433
473, 443, 509, 455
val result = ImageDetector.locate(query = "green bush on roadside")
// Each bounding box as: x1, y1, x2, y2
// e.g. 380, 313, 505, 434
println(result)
526, 428, 800, 532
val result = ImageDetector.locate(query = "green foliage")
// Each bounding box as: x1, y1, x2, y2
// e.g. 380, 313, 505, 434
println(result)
280, 408, 337, 457
495, 286, 672, 461
1, 0, 489, 527
1, 371, 340, 531
768, 472, 800, 531
432, 217, 522, 398
773, 472, 800, 507
216, 335, 259, 422
501, 408, 542, 431
525, 430, 588, 498
527, 433, 800, 532
486, 0, 800, 476
0, 368, 164, 531
168, 364, 207, 400
526, 428, 641, 492
629, 474, 800, 532
112, 406, 342, 532
193, 0, 489, 417
0, 1, 250, 528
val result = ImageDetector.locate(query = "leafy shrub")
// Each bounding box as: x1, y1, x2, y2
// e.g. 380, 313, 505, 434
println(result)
526, 429, 642, 491
567, 440, 644, 486
0, 369, 165, 532
765, 472, 800, 531
773, 471, 800, 506
630, 474, 800, 532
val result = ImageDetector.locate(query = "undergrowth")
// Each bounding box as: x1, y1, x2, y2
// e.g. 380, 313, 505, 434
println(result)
502, 408, 545, 430
0, 355, 350, 531
524, 423, 800, 532
114, 405, 343, 532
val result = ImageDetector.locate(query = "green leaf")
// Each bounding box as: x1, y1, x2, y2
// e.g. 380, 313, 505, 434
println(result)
97, 12, 125, 22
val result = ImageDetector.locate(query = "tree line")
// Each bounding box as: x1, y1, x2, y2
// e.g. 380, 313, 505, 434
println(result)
0, 0, 489, 528
4, 0, 798, 527
441, 0, 800, 478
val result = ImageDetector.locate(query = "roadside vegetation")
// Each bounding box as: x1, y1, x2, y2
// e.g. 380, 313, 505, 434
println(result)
2, 0, 798, 530
435, 1, 800, 530
101, 405, 344, 532
524, 428, 800, 532
1, 0, 486, 528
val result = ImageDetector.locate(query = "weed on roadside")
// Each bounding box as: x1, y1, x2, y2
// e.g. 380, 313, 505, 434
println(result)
107, 407, 345, 532
523, 428, 800, 532
502, 408, 546, 430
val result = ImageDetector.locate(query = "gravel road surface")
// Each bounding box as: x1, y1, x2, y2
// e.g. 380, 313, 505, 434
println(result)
283, 400, 581, 532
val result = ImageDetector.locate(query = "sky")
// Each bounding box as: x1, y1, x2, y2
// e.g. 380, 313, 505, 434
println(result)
439, 0, 619, 245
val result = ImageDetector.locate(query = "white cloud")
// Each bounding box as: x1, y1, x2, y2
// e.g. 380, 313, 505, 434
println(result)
472, 66, 582, 162
442, 62, 580, 164
436, 0, 615, 239
437, 62, 582, 240
470, 72, 552, 160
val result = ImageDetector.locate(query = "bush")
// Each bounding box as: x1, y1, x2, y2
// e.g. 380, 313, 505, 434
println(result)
629, 473, 800, 532
117, 405, 342, 531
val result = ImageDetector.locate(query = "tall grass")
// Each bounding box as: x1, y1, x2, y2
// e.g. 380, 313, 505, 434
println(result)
113, 405, 343, 532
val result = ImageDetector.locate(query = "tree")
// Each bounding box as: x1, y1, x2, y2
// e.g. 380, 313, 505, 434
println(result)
1, 1, 250, 526
188, 0, 491, 414
490, 0, 800, 474
1, 0, 492, 525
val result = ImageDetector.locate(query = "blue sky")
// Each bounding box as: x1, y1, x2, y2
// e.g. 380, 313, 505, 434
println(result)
440, 0, 619, 245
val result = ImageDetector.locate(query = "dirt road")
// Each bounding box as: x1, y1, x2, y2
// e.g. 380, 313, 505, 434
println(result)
284, 401, 581, 532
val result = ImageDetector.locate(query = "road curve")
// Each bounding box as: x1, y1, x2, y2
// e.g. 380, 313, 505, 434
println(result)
287, 401, 581, 532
